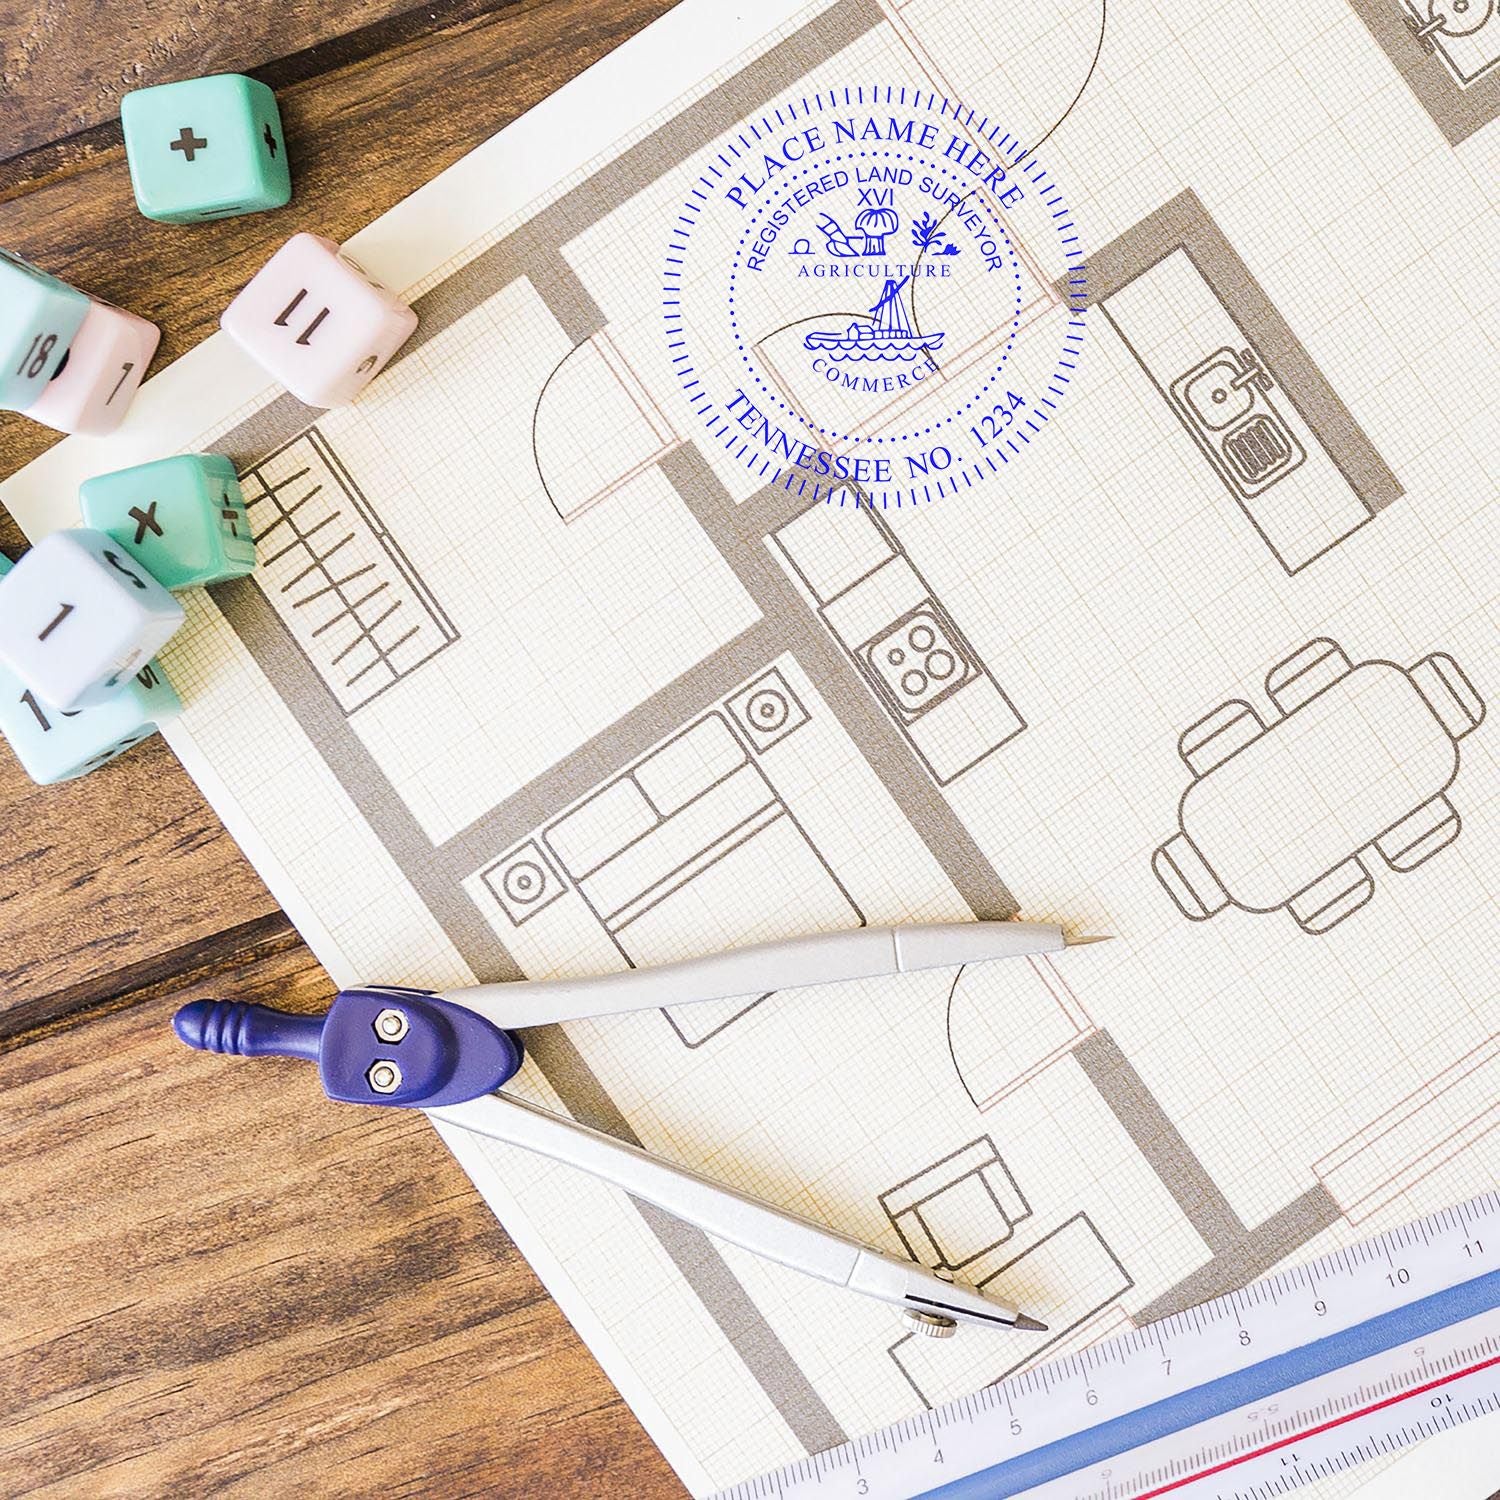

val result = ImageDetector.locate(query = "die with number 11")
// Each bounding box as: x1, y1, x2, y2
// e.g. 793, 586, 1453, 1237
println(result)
221, 232, 418, 406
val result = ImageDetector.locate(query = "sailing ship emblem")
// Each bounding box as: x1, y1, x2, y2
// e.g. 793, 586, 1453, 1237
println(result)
802, 276, 946, 363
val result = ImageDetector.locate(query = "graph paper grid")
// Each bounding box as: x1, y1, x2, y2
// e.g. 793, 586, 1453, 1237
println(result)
3, 1, 1497, 1496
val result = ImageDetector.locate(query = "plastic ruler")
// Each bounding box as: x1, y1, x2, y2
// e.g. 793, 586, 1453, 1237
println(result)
717, 1194, 1500, 1500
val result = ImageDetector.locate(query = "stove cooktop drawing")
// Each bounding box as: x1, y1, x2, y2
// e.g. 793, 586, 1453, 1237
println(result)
1168, 346, 1306, 499
772, 501, 1026, 784
861, 606, 977, 722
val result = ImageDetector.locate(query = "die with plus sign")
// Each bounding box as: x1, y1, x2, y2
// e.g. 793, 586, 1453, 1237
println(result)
0, 529, 184, 712
24, 297, 160, 436
81, 454, 256, 589
221, 232, 418, 406
0, 249, 89, 412
121, 73, 291, 224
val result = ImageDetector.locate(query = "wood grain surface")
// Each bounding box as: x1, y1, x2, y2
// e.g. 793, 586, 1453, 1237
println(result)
1, 0, 414, 160
0, 942, 679, 1497
0, 3, 687, 1495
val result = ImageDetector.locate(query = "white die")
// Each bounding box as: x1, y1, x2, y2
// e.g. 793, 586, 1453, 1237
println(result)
220, 232, 418, 407
0, 529, 184, 710
24, 298, 160, 435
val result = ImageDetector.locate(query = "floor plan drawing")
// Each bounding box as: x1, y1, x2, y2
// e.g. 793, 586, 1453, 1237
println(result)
476, 681, 864, 1049
880, 1136, 1032, 1271
1350, 0, 1500, 143
239, 430, 460, 713
5, 0, 1498, 1495
771, 499, 1026, 784
1154, 638, 1486, 934
888, 1210, 1134, 1405
1089, 191, 1404, 575
945, 953, 1095, 1111
532, 328, 679, 523
1313, 1037, 1500, 1225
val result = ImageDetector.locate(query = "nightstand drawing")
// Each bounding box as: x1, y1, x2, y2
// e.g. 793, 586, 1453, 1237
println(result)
1154, 639, 1485, 933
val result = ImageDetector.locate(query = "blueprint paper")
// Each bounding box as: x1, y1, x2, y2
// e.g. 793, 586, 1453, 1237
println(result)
4, 1, 1499, 1494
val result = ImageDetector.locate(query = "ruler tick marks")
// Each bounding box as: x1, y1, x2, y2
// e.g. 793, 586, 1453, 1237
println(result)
718, 1195, 1500, 1500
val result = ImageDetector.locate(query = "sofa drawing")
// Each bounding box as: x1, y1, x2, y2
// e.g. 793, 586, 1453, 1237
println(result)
1154, 638, 1485, 934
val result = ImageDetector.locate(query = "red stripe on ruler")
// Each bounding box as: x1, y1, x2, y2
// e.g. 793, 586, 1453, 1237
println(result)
1136, 1350, 1500, 1499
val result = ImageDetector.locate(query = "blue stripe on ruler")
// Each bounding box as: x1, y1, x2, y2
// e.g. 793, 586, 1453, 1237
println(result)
918, 1268, 1500, 1500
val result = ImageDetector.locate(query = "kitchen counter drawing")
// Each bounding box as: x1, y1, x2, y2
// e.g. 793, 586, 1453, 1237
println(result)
1154, 638, 1486, 933
1087, 190, 1403, 575
1349, 0, 1500, 144
1402, 0, 1500, 84
772, 499, 1025, 785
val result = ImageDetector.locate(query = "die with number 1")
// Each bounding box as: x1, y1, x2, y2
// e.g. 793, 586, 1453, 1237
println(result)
25, 298, 161, 436
0, 529, 183, 711
0, 555, 181, 784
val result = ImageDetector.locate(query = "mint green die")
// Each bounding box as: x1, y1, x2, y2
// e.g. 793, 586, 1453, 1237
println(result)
121, 74, 291, 224
0, 557, 180, 784
0, 249, 88, 411
80, 453, 256, 589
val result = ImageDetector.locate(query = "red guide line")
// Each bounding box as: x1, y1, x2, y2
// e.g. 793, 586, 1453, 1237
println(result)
1137, 1350, 1500, 1499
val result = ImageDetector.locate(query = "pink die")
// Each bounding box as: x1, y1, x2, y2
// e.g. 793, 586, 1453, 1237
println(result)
220, 232, 418, 407
25, 299, 160, 435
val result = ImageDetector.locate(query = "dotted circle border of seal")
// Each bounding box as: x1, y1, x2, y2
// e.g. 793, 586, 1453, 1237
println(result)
662, 87, 1088, 510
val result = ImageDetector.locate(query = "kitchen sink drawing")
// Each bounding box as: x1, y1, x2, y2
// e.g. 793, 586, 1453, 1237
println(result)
1169, 347, 1306, 498
1154, 638, 1485, 933
1087, 190, 1403, 575
1348, 0, 1500, 144
1401, 0, 1500, 87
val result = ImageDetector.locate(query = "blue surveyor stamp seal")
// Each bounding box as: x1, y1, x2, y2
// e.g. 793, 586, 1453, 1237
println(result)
663, 89, 1086, 508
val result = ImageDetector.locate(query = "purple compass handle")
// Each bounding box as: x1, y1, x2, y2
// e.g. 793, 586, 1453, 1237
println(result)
173, 988, 524, 1108
174, 999, 325, 1060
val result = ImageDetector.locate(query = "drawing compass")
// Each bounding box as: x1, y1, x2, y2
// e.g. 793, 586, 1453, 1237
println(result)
174, 920, 1107, 1333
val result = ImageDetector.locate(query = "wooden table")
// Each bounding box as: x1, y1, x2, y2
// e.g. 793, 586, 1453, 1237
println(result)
0, 3, 686, 1493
